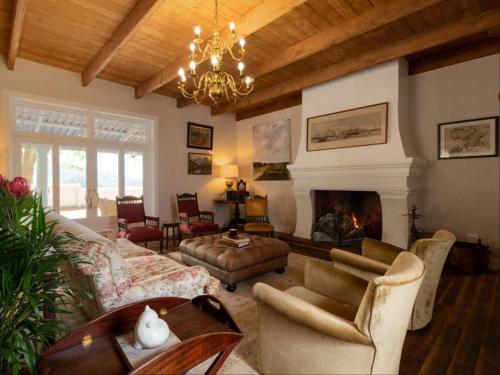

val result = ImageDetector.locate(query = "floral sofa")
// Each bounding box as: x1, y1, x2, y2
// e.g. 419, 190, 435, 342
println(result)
47, 212, 220, 318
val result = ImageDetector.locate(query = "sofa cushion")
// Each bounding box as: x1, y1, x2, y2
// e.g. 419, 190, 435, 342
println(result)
180, 221, 219, 234
125, 255, 194, 285
116, 238, 157, 258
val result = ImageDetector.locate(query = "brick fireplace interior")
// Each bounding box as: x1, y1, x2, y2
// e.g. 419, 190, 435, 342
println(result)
311, 190, 382, 250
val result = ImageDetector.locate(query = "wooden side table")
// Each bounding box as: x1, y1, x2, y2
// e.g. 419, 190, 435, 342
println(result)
162, 222, 181, 249
39, 296, 242, 375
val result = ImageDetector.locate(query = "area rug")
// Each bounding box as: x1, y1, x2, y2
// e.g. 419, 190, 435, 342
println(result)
167, 250, 308, 374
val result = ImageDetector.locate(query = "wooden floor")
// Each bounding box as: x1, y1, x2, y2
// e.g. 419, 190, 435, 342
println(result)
400, 268, 499, 375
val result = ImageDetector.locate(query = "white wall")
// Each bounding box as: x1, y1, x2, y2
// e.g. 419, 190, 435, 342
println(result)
236, 105, 301, 233
410, 54, 500, 256
297, 59, 414, 166
0, 59, 236, 226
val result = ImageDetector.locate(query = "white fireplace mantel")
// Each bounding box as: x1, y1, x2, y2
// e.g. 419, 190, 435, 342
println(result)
287, 158, 426, 248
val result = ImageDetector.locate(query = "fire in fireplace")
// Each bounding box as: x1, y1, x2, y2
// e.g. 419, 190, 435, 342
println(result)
311, 190, 382, 249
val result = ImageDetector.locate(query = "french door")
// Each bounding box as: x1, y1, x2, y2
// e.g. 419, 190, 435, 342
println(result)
14, 137, 146, 230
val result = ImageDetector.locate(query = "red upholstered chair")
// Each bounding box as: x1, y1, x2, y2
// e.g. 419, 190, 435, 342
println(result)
176, 193, 219, 237
116, 195, 163, 251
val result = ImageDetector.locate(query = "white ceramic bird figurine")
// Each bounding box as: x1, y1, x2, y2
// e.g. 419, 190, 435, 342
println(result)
134, 305, 170, 349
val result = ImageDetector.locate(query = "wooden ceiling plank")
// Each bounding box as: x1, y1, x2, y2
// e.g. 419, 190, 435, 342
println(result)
134, 0, 307, 99
7, 0, 28, 70
81, 0, 165, 87
409, 36, 500, 74
213, 9, 499, 115
247, 0, 445, 79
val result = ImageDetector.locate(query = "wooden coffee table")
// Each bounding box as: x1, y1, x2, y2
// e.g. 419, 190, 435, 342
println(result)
40, 296, 242, 375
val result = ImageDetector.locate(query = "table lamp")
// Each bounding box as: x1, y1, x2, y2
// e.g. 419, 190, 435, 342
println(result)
220, 164, 239, 190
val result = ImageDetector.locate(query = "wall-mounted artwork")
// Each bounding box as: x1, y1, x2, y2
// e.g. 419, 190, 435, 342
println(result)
253, 120, 291, 180
188, 152, 212, 175
438, 116, 498, 159
187, 122, 213, 150
307, 102, 388, 151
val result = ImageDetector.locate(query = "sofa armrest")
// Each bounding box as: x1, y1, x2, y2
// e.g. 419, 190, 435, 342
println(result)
362, 238, 403, 264
331, 248, 389, 276
304, 258, 368, 307
253, 283, 371, 345
145, 215, 160, 228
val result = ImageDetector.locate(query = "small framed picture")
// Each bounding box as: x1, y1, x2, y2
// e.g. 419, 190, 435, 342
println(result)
438, 117, 498, 159
187, 122, 213, 150
188, 152, 212, 175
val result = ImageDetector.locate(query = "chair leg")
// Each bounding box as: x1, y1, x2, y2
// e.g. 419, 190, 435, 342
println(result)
160, 238, 164, 252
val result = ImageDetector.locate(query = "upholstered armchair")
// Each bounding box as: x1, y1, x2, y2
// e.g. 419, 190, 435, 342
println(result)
116, 195, 163, 251
176, 193, 219, 237
243, 195, 274, 237
253, 252, 424, 374
331, 230, 456, 330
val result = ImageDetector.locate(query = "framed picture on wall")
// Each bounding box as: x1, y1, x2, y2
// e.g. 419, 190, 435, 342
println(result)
306, 102, 388, 151
187, 122, 213, 150
188, 152, 212, 175
438, 116, 498, 160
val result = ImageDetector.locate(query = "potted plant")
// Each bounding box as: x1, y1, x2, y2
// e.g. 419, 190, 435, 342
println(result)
0, 175, 80, 374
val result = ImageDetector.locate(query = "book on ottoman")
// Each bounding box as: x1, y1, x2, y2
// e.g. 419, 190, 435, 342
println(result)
220, 235, 251, 248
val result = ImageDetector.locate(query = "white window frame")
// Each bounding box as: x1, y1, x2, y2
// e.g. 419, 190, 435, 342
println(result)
7, 92, 158, 224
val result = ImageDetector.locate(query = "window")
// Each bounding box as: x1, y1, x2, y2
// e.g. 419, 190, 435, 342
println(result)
11, 96, 155, 229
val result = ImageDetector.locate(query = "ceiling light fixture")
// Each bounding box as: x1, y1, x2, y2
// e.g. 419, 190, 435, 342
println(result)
177, 0, 254, 106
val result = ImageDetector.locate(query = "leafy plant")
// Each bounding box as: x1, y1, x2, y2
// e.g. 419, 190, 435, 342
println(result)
0, 175, 80, 374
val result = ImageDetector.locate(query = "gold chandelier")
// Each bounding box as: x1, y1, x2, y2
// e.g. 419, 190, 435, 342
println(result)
177, 0, 254, 106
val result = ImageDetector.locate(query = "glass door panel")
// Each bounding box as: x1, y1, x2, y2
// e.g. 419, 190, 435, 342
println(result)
59, 146, 87, 219
124, 151, 143, 197
97, 150, 119, 217
20, 143, 53, 207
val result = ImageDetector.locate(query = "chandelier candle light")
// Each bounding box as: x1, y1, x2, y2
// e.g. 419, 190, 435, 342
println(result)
177, 0, 254, 106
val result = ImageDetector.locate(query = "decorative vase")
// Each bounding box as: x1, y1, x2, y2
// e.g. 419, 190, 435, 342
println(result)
134, 305, 170, 349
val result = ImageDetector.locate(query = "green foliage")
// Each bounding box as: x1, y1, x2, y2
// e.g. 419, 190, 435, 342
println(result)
0, 192, 79, 374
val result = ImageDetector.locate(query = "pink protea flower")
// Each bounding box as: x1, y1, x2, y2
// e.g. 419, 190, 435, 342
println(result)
6, 176, 31, 197
0, 174, 5, 188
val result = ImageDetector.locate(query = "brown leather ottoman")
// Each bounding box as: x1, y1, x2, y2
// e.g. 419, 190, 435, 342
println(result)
179, 233, 290, 292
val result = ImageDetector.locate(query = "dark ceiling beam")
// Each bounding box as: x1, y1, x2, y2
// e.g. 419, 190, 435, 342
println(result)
7, 0, 28, 70
81, 0, 165, 87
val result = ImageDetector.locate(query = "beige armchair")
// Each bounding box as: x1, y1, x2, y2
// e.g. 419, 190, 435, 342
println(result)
253, 252, 424, 374
331, 230, 456, 330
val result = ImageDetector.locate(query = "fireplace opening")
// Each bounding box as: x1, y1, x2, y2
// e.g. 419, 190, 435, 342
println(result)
311, 190, 382, 250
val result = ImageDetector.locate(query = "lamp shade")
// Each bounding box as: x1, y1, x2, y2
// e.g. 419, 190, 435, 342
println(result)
220, 164, 239, 178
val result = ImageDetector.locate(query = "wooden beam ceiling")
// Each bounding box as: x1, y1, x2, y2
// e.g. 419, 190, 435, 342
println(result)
7, 0, 28, 70
81, 0, 165, 87
213, 9, 499, 115
134, 0, 307, 99
246, 0, 444, 79
409, 37, 500, 75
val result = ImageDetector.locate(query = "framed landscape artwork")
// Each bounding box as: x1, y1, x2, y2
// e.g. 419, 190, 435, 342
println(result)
188, 152, 212, 175
438, 116, 498, 159
253, 119, 291, 180
187, 122, 213, 150
307, 102, 388, 151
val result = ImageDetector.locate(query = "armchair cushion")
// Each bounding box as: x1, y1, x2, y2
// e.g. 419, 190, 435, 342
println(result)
119, 226, 163, 242
305, 258, 368, 307
331, 248, 389, 281
253, 282, 371, 345
180, 221, 219, 235
244, 222, 274, 232
362, 237, 402, 264
286, 286, 357, 321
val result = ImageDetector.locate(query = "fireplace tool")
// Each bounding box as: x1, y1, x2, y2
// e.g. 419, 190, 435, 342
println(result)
403, 205, 424, 248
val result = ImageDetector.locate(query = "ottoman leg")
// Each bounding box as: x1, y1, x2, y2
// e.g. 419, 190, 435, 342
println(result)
225, 284, 237, 292
275, 267, 285, 274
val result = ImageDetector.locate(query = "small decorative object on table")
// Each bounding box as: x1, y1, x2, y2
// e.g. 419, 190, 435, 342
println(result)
134, 305, 170, 349
220, 234, 251, 248
228, 228, 238, 238
220, 164, 239, 190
